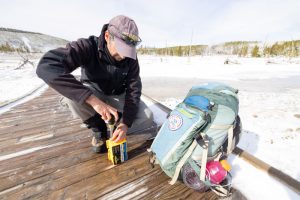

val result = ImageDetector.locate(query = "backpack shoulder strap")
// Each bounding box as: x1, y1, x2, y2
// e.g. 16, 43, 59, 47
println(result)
209, 124, 235, 155
169, 139, 198, 185
227, 125, 234, 155
169, 131, 210, 185
197, 132, 209, 182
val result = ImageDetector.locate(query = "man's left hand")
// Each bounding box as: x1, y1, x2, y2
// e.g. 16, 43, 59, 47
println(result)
111, 123, 128, 143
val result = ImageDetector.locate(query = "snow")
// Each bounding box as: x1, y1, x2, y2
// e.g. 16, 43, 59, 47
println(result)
229, 154, 300, 200
238, 91, 300, 178
0, 53, 44, 107
1, 53, 300, 199
0, 30, 68, 53
21, 36, 32, 52
139, 55, 300, 81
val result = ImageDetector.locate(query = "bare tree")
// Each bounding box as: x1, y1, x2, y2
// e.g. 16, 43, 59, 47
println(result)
14, 50, 34, 70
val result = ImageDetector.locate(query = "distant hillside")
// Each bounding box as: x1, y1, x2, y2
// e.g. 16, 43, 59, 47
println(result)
0, 27, 69, 53
138, 40, 300, 57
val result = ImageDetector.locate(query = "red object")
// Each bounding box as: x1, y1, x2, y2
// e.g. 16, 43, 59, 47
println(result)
206, 161, 227, 184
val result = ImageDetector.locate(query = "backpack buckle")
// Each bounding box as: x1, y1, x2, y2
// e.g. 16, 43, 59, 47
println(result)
194, 132, 209, 149
147, 149, 156, 168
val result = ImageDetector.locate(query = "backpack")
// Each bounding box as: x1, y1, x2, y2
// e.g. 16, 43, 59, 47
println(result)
148, 82, 241, 196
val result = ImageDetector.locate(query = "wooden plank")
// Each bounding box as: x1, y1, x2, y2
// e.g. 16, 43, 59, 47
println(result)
0, 145, 95, 191
0, 104, 65, 122
0, 127, 87, 157
0, 129, 156, 195
0, 112, 73, 134
0, 117, 82, 145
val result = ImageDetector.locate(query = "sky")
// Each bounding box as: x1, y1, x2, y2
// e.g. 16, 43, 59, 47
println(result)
0, 0, 300, 47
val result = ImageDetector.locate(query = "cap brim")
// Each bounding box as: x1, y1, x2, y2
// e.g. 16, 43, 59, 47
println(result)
114, 37, 136, 60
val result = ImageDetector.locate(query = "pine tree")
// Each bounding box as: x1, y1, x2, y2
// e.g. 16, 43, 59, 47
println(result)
251, 45, 260, 57
177, 46, 182, 56
238, 45, 248, 57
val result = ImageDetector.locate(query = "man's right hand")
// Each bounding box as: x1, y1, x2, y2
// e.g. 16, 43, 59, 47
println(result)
85, 94, 118, 122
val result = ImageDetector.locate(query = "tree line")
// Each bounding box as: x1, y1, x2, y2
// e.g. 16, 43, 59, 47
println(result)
1, 38, 299, 57
138, 40, 300, 57
138, 45, 208, 56
0, 42, 30, 53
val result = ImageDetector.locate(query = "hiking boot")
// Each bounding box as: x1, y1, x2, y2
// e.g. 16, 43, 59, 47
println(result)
83, 114, 108, 153
91, 131, 108, 153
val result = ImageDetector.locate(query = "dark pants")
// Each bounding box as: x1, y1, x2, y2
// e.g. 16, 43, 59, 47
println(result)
60, 86, 153, 134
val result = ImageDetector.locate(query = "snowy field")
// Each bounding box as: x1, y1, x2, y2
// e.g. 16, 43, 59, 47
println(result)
0, 53, 44, 107
0, 53, 300, 199
140, 55, 300, 80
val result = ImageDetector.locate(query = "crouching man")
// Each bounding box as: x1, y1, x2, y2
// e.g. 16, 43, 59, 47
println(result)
36, 15, 153, 153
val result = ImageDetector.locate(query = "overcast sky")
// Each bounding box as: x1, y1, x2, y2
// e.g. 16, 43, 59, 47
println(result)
1, 0, 299, 47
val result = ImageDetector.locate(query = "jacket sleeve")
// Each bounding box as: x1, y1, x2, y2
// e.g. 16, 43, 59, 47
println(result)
122, 59, 142, 127
36, 39, 93, 104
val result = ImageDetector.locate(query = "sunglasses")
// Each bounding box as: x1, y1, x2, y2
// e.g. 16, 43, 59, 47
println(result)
121, 32, 142, 46
109, 30, 142, 46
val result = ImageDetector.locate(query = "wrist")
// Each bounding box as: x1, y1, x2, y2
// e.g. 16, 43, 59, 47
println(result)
119, 123, 129, 132
85, 94, 98, 106
120, 122, 128, 128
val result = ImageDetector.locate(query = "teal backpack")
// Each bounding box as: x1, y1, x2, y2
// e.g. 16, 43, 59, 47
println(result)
148, 82, 241, 196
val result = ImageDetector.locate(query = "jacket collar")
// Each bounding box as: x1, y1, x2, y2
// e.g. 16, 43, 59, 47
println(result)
98, 24, 108, 52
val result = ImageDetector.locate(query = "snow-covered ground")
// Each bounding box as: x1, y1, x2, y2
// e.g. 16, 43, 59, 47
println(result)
0, 53, 44, 107
140, 55, 300, 80
0, 53, 300, 199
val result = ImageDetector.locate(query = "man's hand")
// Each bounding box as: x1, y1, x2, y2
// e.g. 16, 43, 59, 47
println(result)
85, 94, 118, 121
111, 123, 128, 143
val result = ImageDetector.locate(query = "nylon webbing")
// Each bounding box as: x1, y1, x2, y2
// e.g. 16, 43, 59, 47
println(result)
209, 124, 232, 129
199, 132, 209, 182
169, 140, 198, 185
211, 185, 231, 197
227, 126, 234, 155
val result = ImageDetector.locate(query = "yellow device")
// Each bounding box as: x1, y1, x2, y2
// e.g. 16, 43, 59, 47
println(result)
106, 139, 128, 165
106, 113, 128, 165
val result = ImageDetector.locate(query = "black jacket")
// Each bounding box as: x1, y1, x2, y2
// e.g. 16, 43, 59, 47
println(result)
36, 24, 142, 127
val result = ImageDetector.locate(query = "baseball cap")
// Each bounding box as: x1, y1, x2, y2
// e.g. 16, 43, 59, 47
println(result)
108, 15, 141, 60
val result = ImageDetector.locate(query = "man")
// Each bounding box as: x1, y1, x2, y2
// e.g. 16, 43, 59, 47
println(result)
36, 15, 153, 153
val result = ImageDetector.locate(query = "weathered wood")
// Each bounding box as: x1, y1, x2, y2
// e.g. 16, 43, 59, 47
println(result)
0, 88, 231, 200
0, 105, 67, 122
0, 137, 92, 174
0, 118, 78, 140
0, 128, 87, 157
0, 130, 155, 193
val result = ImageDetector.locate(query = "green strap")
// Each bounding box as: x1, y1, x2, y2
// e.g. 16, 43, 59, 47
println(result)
177, 108, 194, 118
210, 124, 232, 129
209, 124, 234, 155
227, 126, 234, 155
169, 140, 198, 185
199, 132, 209, 182
211, 185, 231, 197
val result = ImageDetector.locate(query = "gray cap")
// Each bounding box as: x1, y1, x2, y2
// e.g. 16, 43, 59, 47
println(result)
108, 15, 140, 60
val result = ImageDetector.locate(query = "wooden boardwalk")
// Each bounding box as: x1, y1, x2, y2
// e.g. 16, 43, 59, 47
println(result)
0, 88, 236, 199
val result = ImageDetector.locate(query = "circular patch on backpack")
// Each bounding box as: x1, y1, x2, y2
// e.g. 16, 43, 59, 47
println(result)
168, 114, 183, 131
